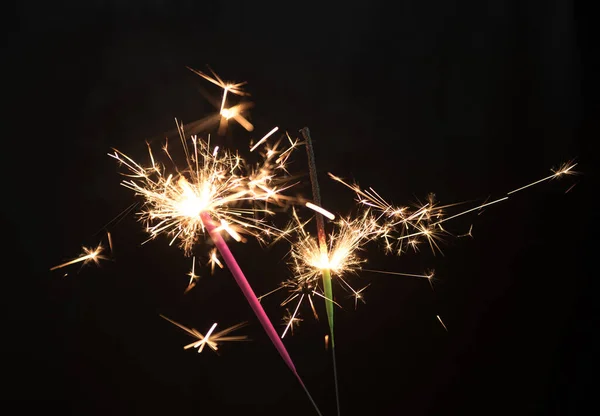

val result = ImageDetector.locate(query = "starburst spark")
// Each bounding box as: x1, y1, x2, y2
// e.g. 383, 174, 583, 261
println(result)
108, 121, 298, 255
282, 308, 303, 338
208, 248, 224, 274
184, 256, 200, 294
50, 243, 108, 271
186, 66, 254, 134
160, 315, 249, 353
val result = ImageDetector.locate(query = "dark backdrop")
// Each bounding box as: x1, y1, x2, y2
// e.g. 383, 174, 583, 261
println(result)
3, 1, 593, 415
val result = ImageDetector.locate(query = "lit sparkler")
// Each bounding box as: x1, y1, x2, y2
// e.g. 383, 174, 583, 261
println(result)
263, 207, 383, 335
289, 210, 381, 295
259, 209, 382, 326
108, 121, 294, 255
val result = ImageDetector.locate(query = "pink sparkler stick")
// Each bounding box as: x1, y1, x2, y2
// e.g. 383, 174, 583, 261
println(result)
200, 212, 322, 415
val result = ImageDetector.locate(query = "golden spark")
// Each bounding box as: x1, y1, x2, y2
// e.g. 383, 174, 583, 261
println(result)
50, 243, 108, 271
208, 248, 224, 275
437, 315, 448, 332
187, 66, 254, 135
184, 256, 200, 294
282, 308, 303, 338
250, 126, 280, 152
160, 315, 249, 353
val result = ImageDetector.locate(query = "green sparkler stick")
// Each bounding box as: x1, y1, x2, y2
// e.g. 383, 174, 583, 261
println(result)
301, 127, 340, 415
321, 268, 335, 347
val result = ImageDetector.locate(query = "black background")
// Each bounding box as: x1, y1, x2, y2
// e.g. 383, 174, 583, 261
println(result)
3, 1, 594, 415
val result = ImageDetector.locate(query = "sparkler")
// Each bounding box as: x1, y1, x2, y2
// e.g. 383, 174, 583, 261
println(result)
109, 111, 322, 414
286, 209, 382, 310
269, 159, 577, 337
108, 121, 293, 255
300, 126, 342, 416
260, 207, 383, 341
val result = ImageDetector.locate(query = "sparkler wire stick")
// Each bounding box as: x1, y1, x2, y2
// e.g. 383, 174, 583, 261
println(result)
200, 212, 322, 416
301, 127, 341, 416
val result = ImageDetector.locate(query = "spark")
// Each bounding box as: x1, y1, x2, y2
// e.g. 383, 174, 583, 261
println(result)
362, 269, 434, 280
196, 323, 217, 353
507, 161, 578, 195
352, 284, 370, 310
160, 315, 249, 353
50, 243, 107, 271
186, 66, 249, 99
107, 231, 114, 254
220, 108, 235, 119
273, 132, 301, 173
458, 224, 474, 238
167, 102, 255, 139
282, 307, 303, 338
437, 315, 448, 332
215, 219, 245, 243
208, 248, 224, 274
364, 268, 435, 291
305, 202, 335, 220
184, 281, 196, 294
185, 256, 200, 293
186, 66, 254, 134
218, 103, 255, 134
250, 126, 280, 152
565, 182, 578, 194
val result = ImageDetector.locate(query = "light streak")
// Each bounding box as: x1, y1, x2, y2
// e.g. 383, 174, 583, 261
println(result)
185, 256, 200, 293
305, 202, 335, 220
437, 315, 448, 332
208, 248, 224, 274
282, 306, 303, 338
250, 126, 279, 152
50, 243, 107, 271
